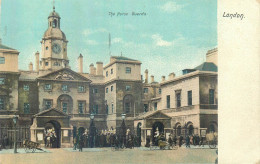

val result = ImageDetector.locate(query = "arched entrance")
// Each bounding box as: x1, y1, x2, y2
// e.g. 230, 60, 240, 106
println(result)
208, 122, 218, 133
136, 122, 142, 147
57, 94, 73, 114
152, 122, 164, 145
186, 122, 194, 136
175, 123, 182, 136
123, 94, 134, 114
78, 127, 85, 136
44, 120, 61, 148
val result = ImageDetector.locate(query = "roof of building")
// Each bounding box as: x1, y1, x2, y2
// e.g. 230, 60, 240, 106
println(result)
43, 28, 66, 40
194, 62, 218, 72
111, 56, 138, 61
0, 43, 16, 50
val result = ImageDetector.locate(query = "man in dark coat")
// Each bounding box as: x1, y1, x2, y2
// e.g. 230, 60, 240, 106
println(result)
186, 135, 190, 148
179, 135, 183, 147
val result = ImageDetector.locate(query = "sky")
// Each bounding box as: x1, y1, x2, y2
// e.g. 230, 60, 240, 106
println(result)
0, 0, 217, 81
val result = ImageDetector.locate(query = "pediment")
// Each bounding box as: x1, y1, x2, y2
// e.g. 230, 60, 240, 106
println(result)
146, 111, 171, 119
37, 68, 91, 82
34, 108, 69, 117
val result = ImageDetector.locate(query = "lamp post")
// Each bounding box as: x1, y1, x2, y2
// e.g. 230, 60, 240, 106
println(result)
13, 115, 18, 154
89, 113, 96, 148
121, 113, 126, 147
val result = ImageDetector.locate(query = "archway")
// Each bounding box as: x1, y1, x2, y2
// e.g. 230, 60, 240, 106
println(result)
175, 123, 182, 136
152, 122, 164, 145
57, 94, 73, 114
123, 94, 134, 114
136, 122, 142, 147
208, 122, 218, 133
78, 127, 85, 136
44, 120, 61, 148
187, 122, 194, 136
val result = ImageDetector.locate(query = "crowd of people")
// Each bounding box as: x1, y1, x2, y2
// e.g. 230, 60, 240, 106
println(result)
73, 129, 141, 151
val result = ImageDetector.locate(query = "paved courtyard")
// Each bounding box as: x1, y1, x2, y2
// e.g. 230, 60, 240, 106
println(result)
0, 147, 217, 164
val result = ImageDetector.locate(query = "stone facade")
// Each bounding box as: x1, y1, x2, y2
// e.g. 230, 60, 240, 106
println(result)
0, 6, 218, 148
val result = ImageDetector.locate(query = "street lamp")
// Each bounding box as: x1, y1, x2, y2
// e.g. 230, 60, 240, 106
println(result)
13, 115, 18, 154
121, 113, 126, 147
89, 113, 96, 148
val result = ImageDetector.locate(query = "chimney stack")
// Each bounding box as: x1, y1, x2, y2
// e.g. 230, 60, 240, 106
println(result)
161, 76, 166, 82
78, 54, 83, 73
145, 69, 148, 83
29, 62, 33, 72
93, 67, 97, 75
151, 75, 154, 83
96, 62, 103, 76
89, 63, 95, 75
35, 51, 39, 72
168, 72, 175, 80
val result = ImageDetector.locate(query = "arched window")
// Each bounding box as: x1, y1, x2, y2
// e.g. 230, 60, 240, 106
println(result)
52, 19, 57, 28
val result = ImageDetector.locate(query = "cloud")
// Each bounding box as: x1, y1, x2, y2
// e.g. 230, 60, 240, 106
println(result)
112, 37, 123, 44
85, 40, 98, 45
82, 28, 108, 36
160, 1, 183, 13
151, 34, 174, 47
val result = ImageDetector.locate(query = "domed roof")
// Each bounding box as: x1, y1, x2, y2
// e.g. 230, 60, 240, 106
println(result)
48, 7, 60, 18
43, 28, 66, 40
48, 11, 60, 18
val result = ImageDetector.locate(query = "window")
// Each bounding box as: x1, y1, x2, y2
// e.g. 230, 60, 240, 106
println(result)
125, 103, 130, 113
144, 88, 148, 93
154, 102, 157, 110
188, 91, 192, 106
23, 85, 29, 91
0, 78, 5, 85
78, 101, 85, 114
0, 98, 4, 110
209, 89, 215, 104
45, 62, 49, 66
64, 48, 66, 52
78, 86, 85, 92
93, 105, 98, 114
54, 62, 60, 66
176, 92, 181, 108
111, 86, 113, 91
24, 103, 30, 114
52, 19, 57, 28
44, 84, 52, 90
106, 104, 109, 114
46, 46, 48, 50
62, 102, 68, 113
106, 88, 108, 93
126, 85, 131, 91
0, 57, 5, 64
144, 104, 148, 112
125, 67, 131, 74
62, 85, 68, 91
106, 71, 108, 77
44, 100, 52, 109
111, 68, 113, 74
167, 95, 170, 108
111, 104, 114, 113
159, 88, 162, 94
93, 88, 98, 93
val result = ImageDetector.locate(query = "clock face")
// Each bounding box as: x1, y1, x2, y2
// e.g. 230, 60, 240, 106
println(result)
52, 43, 61, 54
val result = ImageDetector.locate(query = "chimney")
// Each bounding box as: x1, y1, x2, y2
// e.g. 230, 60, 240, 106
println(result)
89, 63, 95, 75
151, 75, 154, 83
78, 54, 83, 73
35, 51, 39, 72
145, 69, 148, 83
29, 62, 33, 72
168, 72, 175, 80
93, 67, 97, 75
161, 76, 166, 82
96, 62, 103, 76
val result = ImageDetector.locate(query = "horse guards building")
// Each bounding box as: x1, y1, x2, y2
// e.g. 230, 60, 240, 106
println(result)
0, 7, 218, 148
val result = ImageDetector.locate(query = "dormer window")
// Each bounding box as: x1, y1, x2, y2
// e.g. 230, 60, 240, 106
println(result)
52, 19, 57, 28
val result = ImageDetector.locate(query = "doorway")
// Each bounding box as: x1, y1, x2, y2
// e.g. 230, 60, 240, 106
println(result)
44, 120, 61, 148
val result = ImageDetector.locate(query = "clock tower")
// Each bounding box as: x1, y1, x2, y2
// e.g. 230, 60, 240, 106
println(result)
40, 6, 69, 71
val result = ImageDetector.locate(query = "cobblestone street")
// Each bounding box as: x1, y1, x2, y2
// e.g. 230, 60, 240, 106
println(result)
0, 147, 217, 164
